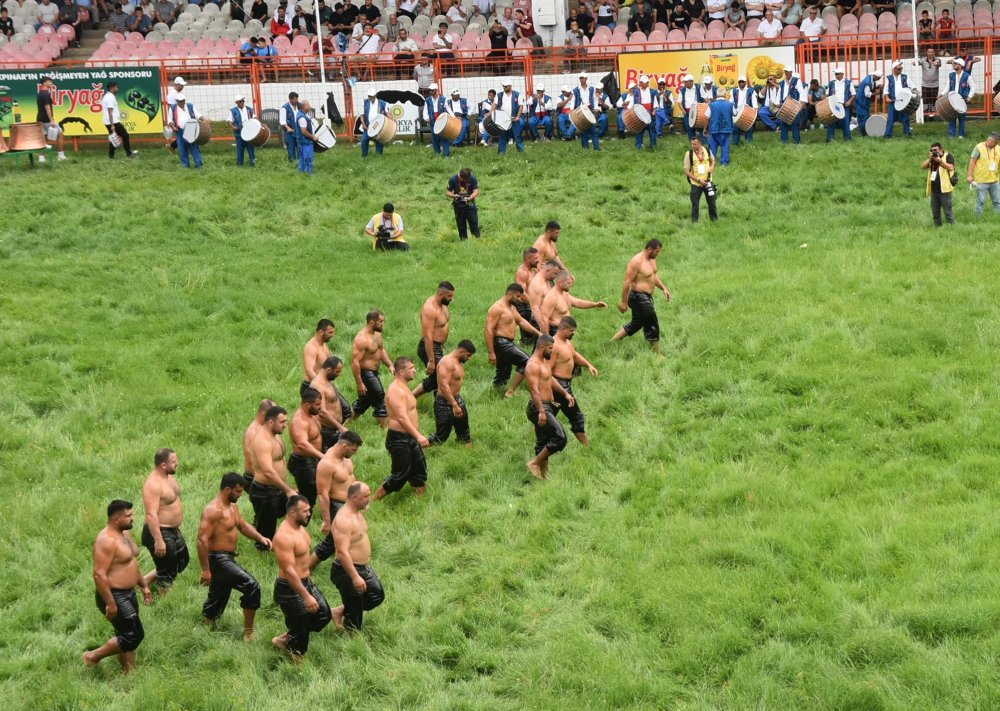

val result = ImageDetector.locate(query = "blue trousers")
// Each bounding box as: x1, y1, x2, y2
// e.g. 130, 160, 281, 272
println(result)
177, 136, 203, 168
883, 105, 912, 137
635, 121, 656, 148
780, 114, 801, 144
452, 117, 468, 145
579, 126, 599, 150
758, 106, 778, 130
948, 114, 966, 138
654, 107, 671, 136
855, 106, 871, 135
617, 111, 626, 136
528, 115, 552, 139
297, 141, 314, 174
558, 113, 576, 139
708, 132, 730, 165
595, 113, 608, 138
431, 131, 451, 157
826, 110, 852, 141
284, 130, 298, 160
732, 127, 753, 144
683, 113, 699, 140
235, 132, 255, 165
499, 119, 524, 153
478, 118, 492, 144
361, 132, 384, 158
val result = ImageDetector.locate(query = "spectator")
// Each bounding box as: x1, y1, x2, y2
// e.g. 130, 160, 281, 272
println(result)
230, 0, 245, 22
488, 17, 508, 57
757, 8, 781, 44
35, 0, 61, 30
650, 0, 670, 24
499, 5, 516, 34
917, 9, 933, 40
59, 0, 81, 45
385, 13, 400, 41
705, 0, 726, 23
871, 0, 892, 15
316, 0, 332, 24
350, 18, 365, 43
428, 0, 443, 17
515, 8, 542, 47
935, 9, 955, 43
358, 0, 380, 23
291, 5, 315, 36
256, 36, 278, 81
471, 0, 493, 18
670, 3, 690, 30
413, 53, 435, 96
777, 0, 800, 24
398, 0, 426, 21
356, 22, 382, 54
395, 26, 418, 63
566, 6, 580, 31
446, 1, 467, 23
565, 17, 585, 56
918, 48, 940, 114
799, 6, 825, 41
576, 2, 594, 35
74, 0, 98, 31
271, 7, 292, 36
432, 21, 455, 58
340, 0, 359, 26
239, 34, 258, 65
627, 1, 653, 34
0, 7, 14, 40
837, 0, 859, 18
594, 0, 615, 29
764, 0, 783, 16
249, 0, 267, 22
329, 2, 351, 50
109, 1, 129, 30
745, 0, 764, 19
724, 1, 745, 29
681, 0, 705, 23
128, 5, 152, 34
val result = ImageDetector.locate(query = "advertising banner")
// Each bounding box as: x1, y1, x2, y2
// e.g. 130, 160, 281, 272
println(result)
0, 66, 164, 136
617, 46, 797, 95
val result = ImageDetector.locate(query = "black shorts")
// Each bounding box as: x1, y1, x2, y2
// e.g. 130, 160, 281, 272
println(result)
140, 525, 190, 587
526, 401, 568, 456
273, 576, 332, 656
312, 499, 346, 563
95, 588, 145, 652
621, 291, 660, 342
416, 339, 445, 394
382, 430, 428, 494
288, 453, 319, 508
351, 368, 387, 419
202, 551, 261, 620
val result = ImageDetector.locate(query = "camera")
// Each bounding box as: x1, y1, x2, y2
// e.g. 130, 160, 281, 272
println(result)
376, 225, 392, 241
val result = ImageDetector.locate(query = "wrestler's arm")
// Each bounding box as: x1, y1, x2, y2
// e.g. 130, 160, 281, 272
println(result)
620, 257, 639, 309
437, 358, 459, 408
351, 336, 366, 392
142, 478, 166, 555
573, 349, 599, 376
316, 463, 334, 534
290, 416, 324, 459
420, 303, 437, 372
234, 505, 270, 548
511, 304, 541, 335
196, 504, 220, 584
569, 294, 608, 309
93, 536, 117, 615
484, 307, 499, 361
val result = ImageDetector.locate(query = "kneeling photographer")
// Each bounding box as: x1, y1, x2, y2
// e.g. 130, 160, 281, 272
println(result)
365, 202, 409, 251
922, 142, 955, 227
684, 136, 718, 223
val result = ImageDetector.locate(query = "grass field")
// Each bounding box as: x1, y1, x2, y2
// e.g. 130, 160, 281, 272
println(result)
2, 121, 1000, 710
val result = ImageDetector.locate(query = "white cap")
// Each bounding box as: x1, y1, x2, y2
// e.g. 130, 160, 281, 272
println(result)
561, 84, 571, 93
578, 71, 588, 78
682, 73, 694, 82
368, 88, 376, 96
626, 82, 636, 90
535, 84, 544, 91
833, 66, 844, 75
892, 60, 903, 69
173, 76, 186, 86
952, 57, 965, 67
784, 67, 792, 73
792, 72, 800, 79
429, 82, 438, 90
595, 82, 603, 89
175, 92, 186, 101
873, 69, 883, 78
639, 74, 649, 83
502, 78, 512, 86
235, 94, 245, 101
702, 75, 713, 84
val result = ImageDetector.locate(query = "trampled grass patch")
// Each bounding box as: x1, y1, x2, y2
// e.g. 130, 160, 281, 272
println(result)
1, 122, 1000, 709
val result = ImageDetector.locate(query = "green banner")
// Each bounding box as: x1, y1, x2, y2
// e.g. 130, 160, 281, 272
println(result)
0, 66, 163, 137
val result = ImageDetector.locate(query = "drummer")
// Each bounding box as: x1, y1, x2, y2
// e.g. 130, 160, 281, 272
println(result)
677, 74, 698, 139
943, 58, 975, 140
654, 78, 673, 137
696, 76, 718, 104
756, 74, 782, 132
446, 89, 470, 146
730, 77, 757, 145
855, 70, 881, 136
493, 78, 525, 154
594, 83, 613, 138
423, 83, 452, 158
707, 93, 734, 166
777, 68, 802, 145
826, 66, 853, 142
557, 86, 576, 140
282, 92, 300, 162
229, 94, 256, 167
360, 89, 388, 159
478, 89, 496, 146
294, 99, 317, 175
527, 85, 554, 142
623, 74, 657, 150
572, 72, 600, 151
164, 76, 186, 153
883, 60, 914, 139
167, 93, 204, 169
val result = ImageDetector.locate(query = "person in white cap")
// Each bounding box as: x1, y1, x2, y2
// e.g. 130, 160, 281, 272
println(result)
282, 92, 300, 162
594, 82, 613, 138
825, 66, 854, 142
777, 67, 802, 144
162, 76, 187, 153
678, 74, 699, 139
623, 74, 658, 149
557, 85, 576, 140
696, 75, 718, 104
166, 93, 204, 169
423, 83, 451, 158
572, 72, 600, 151
102, 81, 137, 161
478, 89, 497, 146
446, 88, 470, 146
229, 94, 257, 167
884, 60, 913, 138
653, 78, 673, 137
855, 70, 881, 135
527, 84, 554, 141
730, 77, 757, 145
294, 99, 317, 175
360, 89, 389, 159
493, 79, 525, 154
943, 57, 975, 139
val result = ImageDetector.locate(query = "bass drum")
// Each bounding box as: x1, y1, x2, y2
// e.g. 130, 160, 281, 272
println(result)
368, 114, 397, 143
776, 98, 803, 126
863, 113, 887, 137
313, 124, 337, 152
733, 104, 757, 131
688, 102, 710, 130
935, 93, 967, 121
569, 106, 596, 132
815, 97, 845, 127
433, 113, 463, 142
483, 109, 511, 138
622, 105, 651, 134
240, 118, 271, 147
893, 87, 920, 115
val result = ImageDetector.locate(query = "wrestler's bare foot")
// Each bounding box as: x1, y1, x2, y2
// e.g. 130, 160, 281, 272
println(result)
412, 486, 426, 496
332, 606, 345, 631
271, 633, 289, 651
504, 390, 515, 398
243, 627, 255, 642
83, 651, 99, 667
373, 485, 387, 501
202, 616, 214, 627
527, 460, 545, 480
575, 433, 590, 446
464, 441, 474, 449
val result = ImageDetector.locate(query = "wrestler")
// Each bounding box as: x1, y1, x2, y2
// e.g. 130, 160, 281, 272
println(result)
301, 318, 335, 394
412, 281, 454, 398
374, 357, 430, 500
309, 356, 351, 451
248, 405, 295, 550
197, 473, 271, 640
538, 271, 608, 335
552, 316, 599, 446
485, 284, 542, 397
350, 310, 394, 427
532, 221, 565, 270
288, 388, 324, 508
526, 260, 561, 339
272, 495, 332, 659
331, 481, 385, 632
140, 448, 189, 592
84, 500, 151, 673
428, 339, 476, 447
514, 247, 540, 345
309, 430, 364, 571
525, 336, 573, 480
243, 399, 276, 489
611, 238, 671, 353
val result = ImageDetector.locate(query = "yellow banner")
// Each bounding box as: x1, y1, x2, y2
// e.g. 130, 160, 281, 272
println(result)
617, 46, 797, 96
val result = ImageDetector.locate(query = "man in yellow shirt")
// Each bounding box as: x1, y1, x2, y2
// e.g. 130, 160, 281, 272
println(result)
921, 141, 955, 227
364, 203, 408, 251
967, 132, 1000, 217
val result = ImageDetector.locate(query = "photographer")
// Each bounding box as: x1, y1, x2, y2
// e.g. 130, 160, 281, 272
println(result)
446, 168, 481, 241
921, 142, 955, 227
365, 203, 408, 251
683, 137, 717, 223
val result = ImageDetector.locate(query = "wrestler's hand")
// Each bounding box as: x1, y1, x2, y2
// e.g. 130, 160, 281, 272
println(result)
418, 435, 431, 448
258, 537, 273, 551
154, 541, 167, 557
663, 288, 672, 302
105, 603, 118, 620
587, 364, 599, 377
488, 353, 497, 364
200, 570, 212, 586
618, 302, 628, 313
304, 593, 319, 613
357, 382, 368, 396
537, 411, 547, 426
141, 586, 153, 605
352, 575, 367, 593
426, 362, 436, 375
595, 301, 608, 309
321, 521, 331, 535
566, 395, 576, 408
452, 403, 463, 418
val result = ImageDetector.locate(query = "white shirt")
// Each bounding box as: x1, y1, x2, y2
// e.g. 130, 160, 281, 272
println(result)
102, 92, 121, 125
171, 103, 201, 129
626, 87, 653, 108
680, 85, 696, 109
764, 84, 782, 107
706, 0, 727, 18
366, 101, 381, 121
446, 4, 466, 21
799, 15, 825, 39
351, 22, 365, 40
400, 0, 420, 11
397, 37, 419, 51
758, 17, 781, 37
595, 93, 611, 112
473, 0, 492, 14
432, 32, 454, 51
449, 99, 466, 115
297, 115, 312, 132
731, 88, 756, 109
357, 32, 380, 53
234, 106, 251, 124
166, 87, 183, 106
829, 79, 849, 103
532, 95, 552, 113
745, 0, 764, 15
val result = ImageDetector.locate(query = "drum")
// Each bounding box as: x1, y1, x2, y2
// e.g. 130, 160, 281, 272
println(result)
240, 118, 271, 147
313, 124, 336, 152
483, 109, 511, 138
8, 122, 47, 150
621, 105, 651, 134
994, 92, 1000, 114
688, 102, 710, 130
776, 98, 803, 125
195, 116, 212, 146
108, 132, 123, 148
814, 97, 845, 127
863, 113, 887, 136
45, 123, 62, 141
163, 127, 174, 140
935, 93, 967, 122
569, 106, 596, 132
368, 114, 397, 143
433, 113, 463, 142
893, 87, 920, 115
734, 104, 757, 131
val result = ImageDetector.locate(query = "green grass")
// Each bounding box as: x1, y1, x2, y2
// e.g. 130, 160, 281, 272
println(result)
2, 122, 1000, 710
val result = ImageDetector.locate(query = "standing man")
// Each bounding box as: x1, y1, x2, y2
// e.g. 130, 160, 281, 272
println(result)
360, 89, 388, 159
429, 340, 476, 447
527, 85, 554, 141
446, 88, 470, 146
684, 136, 717, 222
229, 94, 256, 167
302, 318, 335, 391
967, 132, 1000, 216
527, 259, 562, 335
552, 316, 598, 446
730, 77, 757, 145
140, 448, 188, 593
294, 99, 316, 175
524, 336, 572, 480
309, 430, 363, 570
272, 496, 332, 658
826, 67, 854, 142
595, 83, 613, 138
310, 355, 351, 451
494, 78, 525, 154
243, 399, 276, 487
573, 72, 601, 151
707, 93, 735, 165
282, 91, 300, 162
447, 168, 480, 241
919, 48, 941, 116
624, 75, 656, 150
102, 81, 136, 160
532, 221, 565, 270
678, 73, 698, 139
424, 83, 452, 158
944, 58, 975, 139
413, 281, 455, 398
248, 405, 295, 549
84, 500, 151, 673
374, 357, 430, 500
514, 248, 540, 345
855, 70, 881, 136
288, 388, 324, 509
612, 239, 670, 352
351, 310, 394, 426
654, 78, 672, 137
36, 75, 67, 162
486, 283, 542, 397
539, 271, 608, 335
883, 60, 913, 138
197, 473, 271, 641
331, 482, 385, 632
922, 142, 955, 227
777, 69, 802, 145
167, 94, 204, 169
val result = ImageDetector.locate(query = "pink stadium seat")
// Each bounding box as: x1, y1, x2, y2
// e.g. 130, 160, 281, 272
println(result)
745, 17, 760, 33
781, 24, 800, 38
666, 28, 685, 44
592, 25, 611, 40
378, 41, 395, 60
127, 31, 144, 42
724, 27, 742, 41
654, 21, 668, 33
512, 37, 532, 56
291, 35, 311, 52
707, 19, 724, 32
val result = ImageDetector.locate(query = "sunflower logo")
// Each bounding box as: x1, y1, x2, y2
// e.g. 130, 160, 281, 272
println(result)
389, 105, 405, 119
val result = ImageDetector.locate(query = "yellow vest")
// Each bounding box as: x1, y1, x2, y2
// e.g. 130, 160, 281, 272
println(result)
369, 212, 405, 250
972, 142, 1000, 184
926, 153, 954, 196
688, 149, 713, 182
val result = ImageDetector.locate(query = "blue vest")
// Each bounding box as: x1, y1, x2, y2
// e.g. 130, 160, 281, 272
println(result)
479, 99, 493, 119
707, 98, 734, 133
530, 95, 551, 116
424, 94, 446, 121
447, 97, 469, 117
294, 110, 313, 146
856, 76, 876, 110
230, 104, 254, 129
573, 85, 595, 110
363, 98, 387, 119
496, 90, 520, 115
948, 71, 971, 99
827, 79, 853, 101
887, 73, 909, 100
696, 85, 717, 102
282, 101, 297, 128
730, 86, 755, 107
631, 87, 658, 108
779, 78, 800, 101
